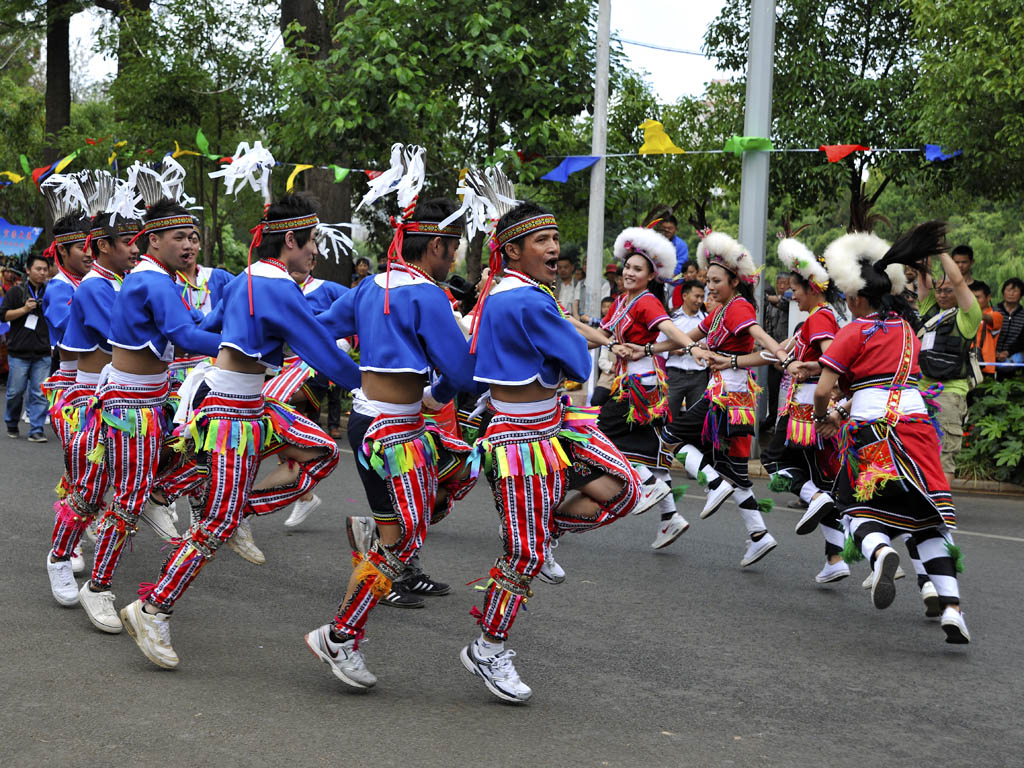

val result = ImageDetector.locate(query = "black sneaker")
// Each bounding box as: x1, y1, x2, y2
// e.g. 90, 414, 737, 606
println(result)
404, 573, 451, 596
380, 583, 425, 609
27, 433, 48, 443
7, 430, 18, 439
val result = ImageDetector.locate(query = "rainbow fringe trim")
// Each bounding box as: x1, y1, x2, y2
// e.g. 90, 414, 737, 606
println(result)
360, 430, 438, 479
610, 368, 670, 425
171, 398, 295, 457
468, 405, 596, 480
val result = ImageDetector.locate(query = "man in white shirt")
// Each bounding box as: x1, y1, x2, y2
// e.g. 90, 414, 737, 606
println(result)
555, 253, 579, 315
658, 280, 708, 418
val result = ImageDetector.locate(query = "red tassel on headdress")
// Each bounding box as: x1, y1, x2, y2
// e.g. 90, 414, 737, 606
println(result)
43, 240, 58, 262
246, 222, 264, 316
383, 200, 417, 315
127, 227, 147, 247
467, 227, 502, 354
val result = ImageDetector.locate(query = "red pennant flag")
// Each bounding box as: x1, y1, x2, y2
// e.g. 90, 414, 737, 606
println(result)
365, 170, 383, 180
820, 144, 870, 162
31, 161, 58, 188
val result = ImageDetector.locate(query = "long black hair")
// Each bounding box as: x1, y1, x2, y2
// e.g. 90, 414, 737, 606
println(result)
861, 220, 947, 323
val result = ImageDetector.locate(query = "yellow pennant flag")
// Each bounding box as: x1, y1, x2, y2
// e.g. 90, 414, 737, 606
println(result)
286, 164, 314, 192
173, 141, 202, 159
638, 120, 685, 154
0, 171, 24, 183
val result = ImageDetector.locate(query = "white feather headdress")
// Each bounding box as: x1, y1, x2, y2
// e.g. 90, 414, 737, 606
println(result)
823, 232, 906, 297
438, 165, 518, 244
777, 238, 830, 292
315, 222, 357, 264
40, 174, 88, 223
208, 141, 276, 204
355, 143, 426, 214
614, 227, 676, 282
696, 231, 760, 284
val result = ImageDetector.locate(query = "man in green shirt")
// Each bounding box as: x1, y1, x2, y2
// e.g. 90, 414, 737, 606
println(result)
916, 251, 982, 482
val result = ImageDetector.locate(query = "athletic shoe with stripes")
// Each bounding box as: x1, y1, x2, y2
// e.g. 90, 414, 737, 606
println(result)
380, 583, 425, 608
461, 641, 532, 703
403, 573, 451, 596
304, 624, 377, 689
631, 478, 672, 516
652, 513, 690, 550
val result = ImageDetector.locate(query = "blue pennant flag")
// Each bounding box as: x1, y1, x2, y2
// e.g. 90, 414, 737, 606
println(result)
924, 144, 962, 162
541, 156, 600, 183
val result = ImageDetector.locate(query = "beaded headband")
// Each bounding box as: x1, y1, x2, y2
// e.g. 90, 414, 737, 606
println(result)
495, 214, 558, 249
245, 212, 321, 314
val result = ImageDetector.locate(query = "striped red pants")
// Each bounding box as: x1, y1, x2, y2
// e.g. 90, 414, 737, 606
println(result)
50, 381, 106, 558
333, 412, 440, 637
477, 400, 641, 641
147, 391, 339, 610
90, 378, 169, 589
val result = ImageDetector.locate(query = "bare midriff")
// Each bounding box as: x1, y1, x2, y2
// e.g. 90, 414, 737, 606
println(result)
490, 381, 558, 403
362, 370, 426, 405
111, 346, 168, 375
214, 346, 266, 375
57, 348, 78, 362
78, 349, 111, 374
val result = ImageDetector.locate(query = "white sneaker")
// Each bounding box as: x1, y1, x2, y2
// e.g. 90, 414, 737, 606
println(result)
815, 559, 850, 584
169, 499, 181, 524
304, 624, 377, 689
652, 513, 690, 550
870, 546, 900, 609
46, 555, 79, 606
70, 543, 85, 574
631, 478, 672, 516
861, 564, 907, 588
461, 641, 532, 703
740, 532, 777, 567
701, 481, 734, 520
921, 580, 942, 618
139, 499, 179, 542
79, 582, 123, 633
227, 517, 265, 565
537, 539, 566, 584
940, 606, 970, 644
284, 493, 322, 529
794, 493, 835, 536
121, 599, 179, 668
346, 516, 376, 555
84, 519, 98, 545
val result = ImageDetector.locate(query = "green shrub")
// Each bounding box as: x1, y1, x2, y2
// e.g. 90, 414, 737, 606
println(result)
957, 378, 1024, 485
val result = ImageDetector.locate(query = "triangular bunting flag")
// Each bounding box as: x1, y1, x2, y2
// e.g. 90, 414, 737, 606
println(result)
820, 144, 870, 162
638, 120, 685, 154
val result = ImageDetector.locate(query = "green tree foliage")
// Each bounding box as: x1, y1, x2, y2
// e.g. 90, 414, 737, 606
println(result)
705, 0, 926, 230
913, 0, 1024, 199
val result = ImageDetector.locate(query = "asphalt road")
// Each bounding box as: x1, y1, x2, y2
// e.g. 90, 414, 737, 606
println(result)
2, 426, 1023, 767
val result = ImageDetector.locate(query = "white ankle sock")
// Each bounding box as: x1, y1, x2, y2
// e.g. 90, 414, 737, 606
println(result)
476, 635, 504, 656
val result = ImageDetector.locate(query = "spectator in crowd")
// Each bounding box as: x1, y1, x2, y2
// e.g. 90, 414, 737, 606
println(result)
970, 280, 1002, 376
668, 261, 703, 311
917, 252, 982, 482
995, 277, 1024, 377
578, 266, 612, 324
614, 266, 625, 295
555, 253, 578, 315
573, 264, 585, 284
652, 214, 690, 279
0, 254, 52, 441
351, 257, 371, 286
604, 263, 619, 296
902, 266, 920, 314
590, 296, 616, 407
762, 273, 792, 429
951, 244, 974, 283
660, 280, 708, 418
2, 264, 20, 293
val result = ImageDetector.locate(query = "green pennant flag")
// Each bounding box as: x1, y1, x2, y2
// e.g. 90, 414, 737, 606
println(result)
329, 165, 350, 183
19, 154, 31, 175
195, 129, 210, 155
724, 135, 774, 156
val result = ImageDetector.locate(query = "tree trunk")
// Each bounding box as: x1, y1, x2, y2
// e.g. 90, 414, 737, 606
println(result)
280, 0, 327, 54
44, 0, 72, 163
305, 167, 353, 287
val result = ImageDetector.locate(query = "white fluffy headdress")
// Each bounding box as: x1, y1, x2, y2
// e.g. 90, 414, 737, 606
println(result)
614, 227, 676, 282
823, 232, 906, 297
778, 237, 830, 292
696, 231, 759, 284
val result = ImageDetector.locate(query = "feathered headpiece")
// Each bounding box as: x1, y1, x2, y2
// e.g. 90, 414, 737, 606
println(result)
355, 144, 462, 313
40, 174, 89, 261
208, 141, 276, 204
696, 231, 760, 285
315, 222, 357, 264
614, 227, 676, 283
777, 237, 829, 293
445, 165, 523, 353
822, 232, 906, 297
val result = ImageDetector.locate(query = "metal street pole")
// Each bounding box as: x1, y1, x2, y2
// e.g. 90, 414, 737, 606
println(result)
737, 0, 776, 455
584, 0, 611, 396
